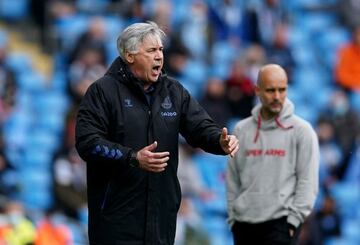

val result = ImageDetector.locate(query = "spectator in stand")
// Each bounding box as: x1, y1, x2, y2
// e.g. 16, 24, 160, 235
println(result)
207, 0, 258, 44
335, 24, 360, 92
266, 23, 295, 82
53, 147, 87, 220
297, 212, 323, 245
154, 2, 191, 80
316, 118, 342, 187
0, 33, 18, 122
315, 194, 341, 242
299, 192, 341, 245
2, 201, 36, 245
34, 209, 73, 245
255, 0, 288, 46
68, 46, 106, 104
244, 44, 267, 84
68, 16, 108, 65
0, 150, 19, 200
337, 0, 360, 29
200, 77, 232, 127
175, 143, 213, 245
319, 89, 360, 181
225, 58, 255, 119
109, 0, 144, 22
163, 33, 190, 79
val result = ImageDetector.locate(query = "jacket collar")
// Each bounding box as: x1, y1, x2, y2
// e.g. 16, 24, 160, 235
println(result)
105, 56, 167, 89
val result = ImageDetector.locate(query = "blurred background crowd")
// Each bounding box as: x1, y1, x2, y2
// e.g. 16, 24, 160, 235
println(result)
0, 0, 359, 244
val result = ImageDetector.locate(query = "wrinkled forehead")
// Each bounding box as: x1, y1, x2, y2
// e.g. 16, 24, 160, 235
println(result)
140, 34, 163, 47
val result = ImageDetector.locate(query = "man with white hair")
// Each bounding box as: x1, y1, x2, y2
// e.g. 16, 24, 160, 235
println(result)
76, 21, 239, 245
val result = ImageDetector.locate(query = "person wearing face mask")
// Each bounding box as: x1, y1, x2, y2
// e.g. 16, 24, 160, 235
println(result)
226, 64, 320, 245
3, 201, 36, 245
75, 21, 239, 245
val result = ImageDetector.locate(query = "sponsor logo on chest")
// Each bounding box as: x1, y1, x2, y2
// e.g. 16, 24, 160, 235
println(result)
246, 149, 286, 157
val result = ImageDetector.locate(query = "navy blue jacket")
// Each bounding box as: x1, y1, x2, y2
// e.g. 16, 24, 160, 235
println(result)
75, 57, 225, 245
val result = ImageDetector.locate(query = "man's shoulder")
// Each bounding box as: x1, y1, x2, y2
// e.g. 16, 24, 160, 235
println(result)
233, 117, 254, 131
161, 75, 182, 88
94, 74, 119, 87
291, 115, 316, 135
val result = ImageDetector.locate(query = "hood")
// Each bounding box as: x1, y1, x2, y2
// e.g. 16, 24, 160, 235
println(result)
252, 98, 294, 143
105, 56, 141, 86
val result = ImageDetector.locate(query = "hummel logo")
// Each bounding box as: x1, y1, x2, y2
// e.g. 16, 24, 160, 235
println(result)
124, 99, 133, 107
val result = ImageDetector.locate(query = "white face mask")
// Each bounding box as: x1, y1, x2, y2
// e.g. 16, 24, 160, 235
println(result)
333, 97, 349, 116
8, 212, 23, 225
0, 214, 8, 226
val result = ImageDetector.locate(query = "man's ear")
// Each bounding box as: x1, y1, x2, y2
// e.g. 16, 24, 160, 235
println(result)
125, 52, 134, 64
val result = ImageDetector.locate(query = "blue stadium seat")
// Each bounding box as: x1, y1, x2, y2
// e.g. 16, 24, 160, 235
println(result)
54, 14, 89, 52
193, 153, 228, 214
330, 183, 360, 220
325, 237, 357, 245
18, 71, 47, 92
349, 91, 360, 114
26, 129, 61, 152
316, 27, 350, 69
0, 0, 29, 21
342, 145, 360, 184
19, 169, 54, 210
291, 44, 318, 67
6, 52, 33, 75
76, 0, 110, 14
202, 216, 232, 245
182, 60, 208, 98
341, 219, 360, 244
24, 149, 52, 169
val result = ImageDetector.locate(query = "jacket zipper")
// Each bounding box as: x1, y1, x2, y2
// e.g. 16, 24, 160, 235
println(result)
101, 182, 111, 211
147, 109, 152, 144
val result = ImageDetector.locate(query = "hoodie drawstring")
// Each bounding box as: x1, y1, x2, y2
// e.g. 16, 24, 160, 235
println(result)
253, 115, 293, 143
254, 114, 262, 143
275, 117, 294, 130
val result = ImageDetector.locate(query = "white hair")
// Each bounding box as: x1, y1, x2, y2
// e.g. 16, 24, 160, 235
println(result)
117, 21, 166, 59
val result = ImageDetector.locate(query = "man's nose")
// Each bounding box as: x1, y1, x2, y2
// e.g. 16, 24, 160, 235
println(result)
274, 90, 280, 99
155, 50, 163, 59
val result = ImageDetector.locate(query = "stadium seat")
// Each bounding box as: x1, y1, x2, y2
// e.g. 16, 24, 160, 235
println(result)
0, 0, 29, 21
329, 182, 360, 220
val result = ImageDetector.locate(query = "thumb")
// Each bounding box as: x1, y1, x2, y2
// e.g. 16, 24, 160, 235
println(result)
145, 141, 157, 151
221, 127, 228, 140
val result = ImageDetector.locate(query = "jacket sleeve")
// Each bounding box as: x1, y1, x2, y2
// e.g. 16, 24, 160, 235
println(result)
287, 123, 319, 228
179, 87, 225, 154
75, 82, 132, 164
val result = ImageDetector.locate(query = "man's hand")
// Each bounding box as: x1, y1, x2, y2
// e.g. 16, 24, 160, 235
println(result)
137, 141, 169, 172
219, 127, 239, 158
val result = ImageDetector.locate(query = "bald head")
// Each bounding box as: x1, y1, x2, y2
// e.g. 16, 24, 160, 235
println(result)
255, 64, 288, 120
257, 64, 288, 87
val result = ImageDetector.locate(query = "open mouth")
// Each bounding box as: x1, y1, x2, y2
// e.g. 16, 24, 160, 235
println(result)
152, 65, 161, 73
